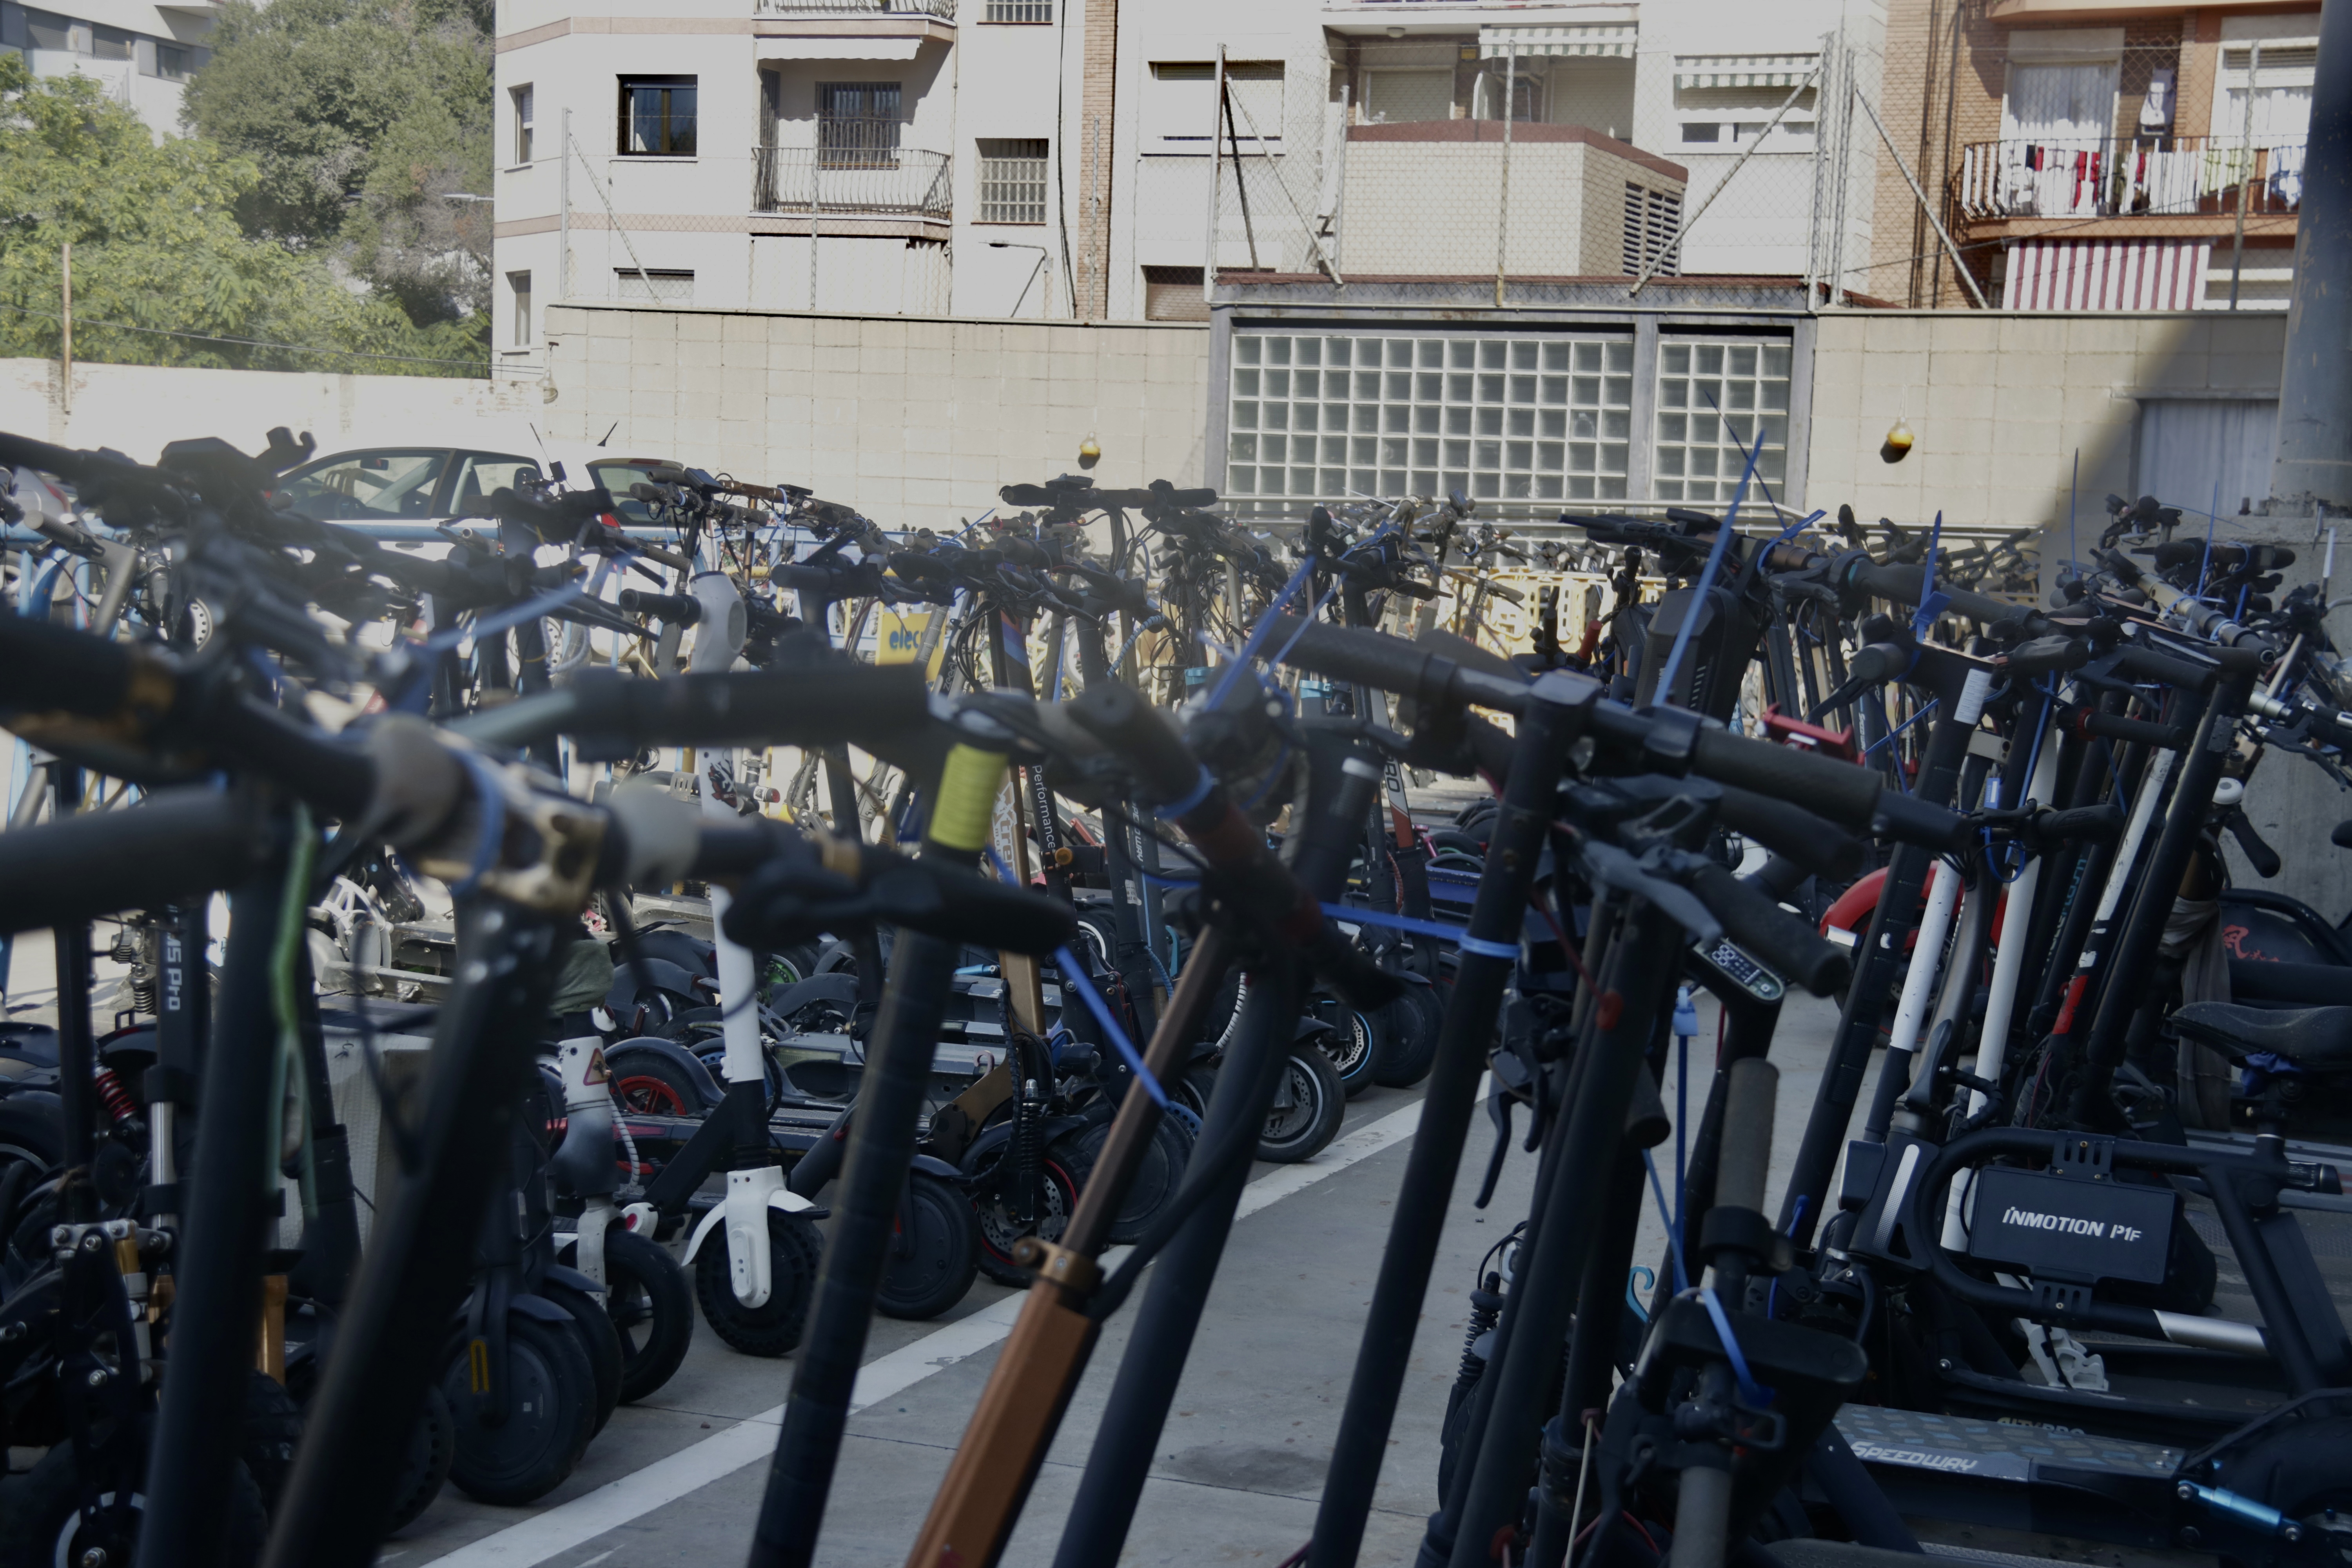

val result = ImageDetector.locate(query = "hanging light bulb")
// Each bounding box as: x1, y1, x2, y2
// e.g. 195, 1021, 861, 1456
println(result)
1078, 431, 1102, 468
1881, 416, 1915, 464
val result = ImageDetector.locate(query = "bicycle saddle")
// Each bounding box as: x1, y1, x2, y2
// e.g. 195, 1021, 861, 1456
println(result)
2174, 1002, 2352, 1070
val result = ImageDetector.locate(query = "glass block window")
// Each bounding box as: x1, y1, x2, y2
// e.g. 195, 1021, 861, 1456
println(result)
978, 138, 1050, 223
1653, 339, 1792, 504
1225, 333, 1634, 509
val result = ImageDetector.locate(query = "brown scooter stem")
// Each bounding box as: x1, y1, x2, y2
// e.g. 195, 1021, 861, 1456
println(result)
902, 923, 1235, 1568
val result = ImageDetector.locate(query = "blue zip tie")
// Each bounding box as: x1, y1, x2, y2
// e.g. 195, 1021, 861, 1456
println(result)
1912, 511, 1949, 642
1698, 1286, 1776, 1407
1862, 698, 1938, 758
1319, 902, 1516, 961
1053, 944, 1166, 1109
420, 577, 589, 657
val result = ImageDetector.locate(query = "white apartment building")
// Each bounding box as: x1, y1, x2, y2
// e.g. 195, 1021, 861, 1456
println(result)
489, 0, 1880, 362
0, 0, 217, 138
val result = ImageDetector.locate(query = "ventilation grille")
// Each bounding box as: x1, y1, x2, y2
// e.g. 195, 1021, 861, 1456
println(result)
1624, 183, 1682, 276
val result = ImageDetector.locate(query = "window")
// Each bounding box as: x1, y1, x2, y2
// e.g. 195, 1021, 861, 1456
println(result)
509, 271, 532, 347
1681, 122, 1721, 143
1144, 62, 1285, 152
150, 42, 194, 80
617, 269, 694, 303
273, 452, 454, 523
1479, 73, 1540, 123
589, 460, 668, 524
620, 78, 697, 156
1653, 341, 1792, 503
2217, 44, 2316, 142
23, 9, 75, 51
449, 454, 543, 515
984, 0, 1052, 18
819, 82, 902, 168
1623, 184, 1681, 276
90, 23, 131, 60
978, 138, 1049, 223
1225, 334, 1635, 508
1361, 69, 1454, 126
512, 85, 535, 165
1143, 265, 1207, 322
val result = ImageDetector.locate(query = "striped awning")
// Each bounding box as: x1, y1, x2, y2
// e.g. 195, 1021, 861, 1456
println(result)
1480, 23, 1636, 60
1674, 53, 1818, 88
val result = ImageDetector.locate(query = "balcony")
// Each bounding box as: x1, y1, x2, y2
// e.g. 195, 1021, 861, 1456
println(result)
752, 145, 953, 223
1956, 135, 2305, 233
753, 0, 954, 16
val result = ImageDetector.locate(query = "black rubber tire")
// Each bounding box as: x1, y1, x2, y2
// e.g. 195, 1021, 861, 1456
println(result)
876, 1172, 981, 1321
443, 1312, 599, 1506
600, 1227, 694, 1403
383, 1383, 457, 1536
1257, 1045, 1347, 1165
242, 1368, 305, 1515
970, 1154, 1080, 1287
0, 1425, 265, 1568
694, 1206, 824, 1357
1052, 1113, 1190, 1246
1372, 983, 1445, 1088
540, 1278, 624, 1437
610, 1053, 700, 1117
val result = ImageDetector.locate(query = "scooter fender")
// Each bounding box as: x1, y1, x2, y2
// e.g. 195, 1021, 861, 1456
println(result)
682, 1167, 819, 1309
543, 1262, 606, 1300
508, 1291, 575, 1327
957, 1114, 1093, 1174
910, 1153, 963, 1183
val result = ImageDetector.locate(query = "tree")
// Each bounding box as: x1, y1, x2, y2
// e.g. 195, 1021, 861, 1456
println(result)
184, 0, 493, 327
0, 55, 483, 376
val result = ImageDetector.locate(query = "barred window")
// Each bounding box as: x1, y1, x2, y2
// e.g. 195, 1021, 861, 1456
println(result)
1623, 184, 1682, 276
977, 138, 1049, 224
1226, 334, 1634, 509
1653, 340, 1792, 504
984, 0, 1052, 19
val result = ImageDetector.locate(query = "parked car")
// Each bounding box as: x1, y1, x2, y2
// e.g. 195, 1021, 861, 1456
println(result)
269, 446, 544, 529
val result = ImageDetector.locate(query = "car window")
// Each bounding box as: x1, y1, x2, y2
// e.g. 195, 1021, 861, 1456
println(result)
588, 459, 668, 524
449, 453, 543, 517
275, 451, 452, 522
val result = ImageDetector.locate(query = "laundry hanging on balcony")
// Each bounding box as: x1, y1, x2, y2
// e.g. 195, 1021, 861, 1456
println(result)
1479, 23, 1635, 59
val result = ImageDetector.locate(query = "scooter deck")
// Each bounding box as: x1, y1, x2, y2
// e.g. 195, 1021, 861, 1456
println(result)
1835, 1406, 2183, 1550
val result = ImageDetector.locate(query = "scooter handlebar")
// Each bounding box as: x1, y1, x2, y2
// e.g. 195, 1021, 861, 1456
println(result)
1686, 861, 1851, 998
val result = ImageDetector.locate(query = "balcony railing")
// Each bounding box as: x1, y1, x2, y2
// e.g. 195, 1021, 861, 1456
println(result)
753, 145, 953, 220
752, 0, 955, 18
1957, 135, 2306, 223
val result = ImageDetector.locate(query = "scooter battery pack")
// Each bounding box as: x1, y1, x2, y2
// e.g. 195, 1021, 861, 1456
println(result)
1964, 1165, 2175, 1285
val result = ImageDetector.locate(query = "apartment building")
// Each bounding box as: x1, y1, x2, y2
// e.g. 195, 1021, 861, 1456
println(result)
0, 0, 216, 136
1872, 0, 2317, 310
489, 0, 1886, 361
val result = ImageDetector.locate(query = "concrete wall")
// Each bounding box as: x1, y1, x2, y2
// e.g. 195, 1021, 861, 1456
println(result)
0, 357, 547, 461
540, 302, 1210, 528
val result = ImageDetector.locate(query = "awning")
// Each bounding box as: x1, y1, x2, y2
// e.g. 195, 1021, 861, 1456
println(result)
1674, 53, 1819, 89
1479, 23, 1635, 60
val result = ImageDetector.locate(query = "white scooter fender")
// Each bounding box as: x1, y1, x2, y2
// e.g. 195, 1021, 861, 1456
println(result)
681, 1169, 818, 1308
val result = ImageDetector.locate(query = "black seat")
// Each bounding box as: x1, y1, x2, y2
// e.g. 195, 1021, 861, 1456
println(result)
2175, 1002, 2352, 1070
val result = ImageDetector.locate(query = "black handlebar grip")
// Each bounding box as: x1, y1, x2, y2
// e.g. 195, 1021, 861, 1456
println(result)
0, 616, 146, 718
212, 699, 376, 820
1871, 790, 1974, 852
1844, 642, 1915, 688
1851, 561, 2032, 628
2002, 634, 2090, 679
2073, 708, 2183, 749
0, 787, 269, 936
1156, 486, 1218, 508
1267, 616, 1459, 710
2114, 645, 2218, 693
1066, 680, 1206, 805
2030, 803, 2123, 847
1686, 729, 1883, 832
862, 860, 1080, 956
2225, 808, 2283, 878
1686, 861, 1851, 998
997, 483, 1056, 506
617, 589, 702, 625
1715, 784, 1865, 882
561, 666, 929, 748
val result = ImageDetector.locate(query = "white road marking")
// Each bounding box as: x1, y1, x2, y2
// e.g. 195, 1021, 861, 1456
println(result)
427, 1093, 1434, 1566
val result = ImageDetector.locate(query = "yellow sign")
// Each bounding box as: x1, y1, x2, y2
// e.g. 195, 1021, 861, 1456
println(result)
875, 610, 946, 677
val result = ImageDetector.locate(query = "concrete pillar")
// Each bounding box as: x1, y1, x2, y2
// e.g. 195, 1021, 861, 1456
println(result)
2270, 0, 2352, 513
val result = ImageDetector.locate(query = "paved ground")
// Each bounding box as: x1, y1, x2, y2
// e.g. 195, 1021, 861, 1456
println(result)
375, 986, 1840, 1568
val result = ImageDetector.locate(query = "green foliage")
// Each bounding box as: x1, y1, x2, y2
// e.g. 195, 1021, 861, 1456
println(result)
0, 55, 483, 376
185, 0, 493, 325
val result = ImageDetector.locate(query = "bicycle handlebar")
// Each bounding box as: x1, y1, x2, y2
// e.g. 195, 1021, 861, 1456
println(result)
0, 786, 271, 937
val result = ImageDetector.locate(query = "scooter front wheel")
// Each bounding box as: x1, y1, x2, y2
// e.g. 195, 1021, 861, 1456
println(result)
694, 1207, 823, 1357
876, 1171, 981, 1321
